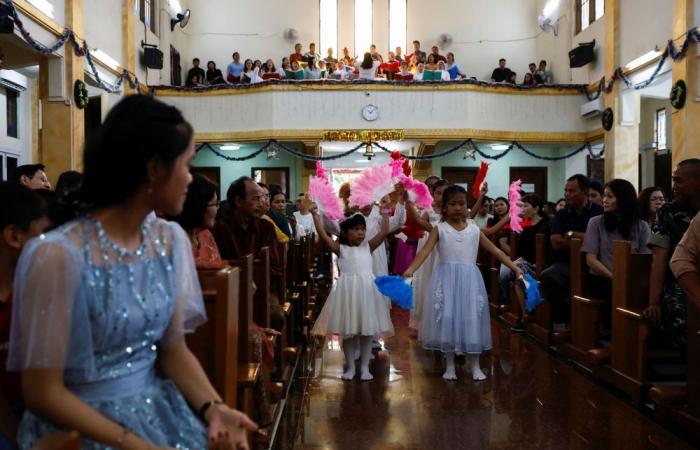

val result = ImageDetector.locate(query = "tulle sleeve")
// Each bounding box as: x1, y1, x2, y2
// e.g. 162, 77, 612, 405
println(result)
161, 222, 207, 348
7, 233, 94, 373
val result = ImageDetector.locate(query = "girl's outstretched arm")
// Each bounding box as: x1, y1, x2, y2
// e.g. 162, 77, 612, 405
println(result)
481, 214, 509, 237
479, 231, 523, 278
312, 210, 340, 254
402, 227, 439, 278
407, 202, 433, 232
369, 212, 390, 252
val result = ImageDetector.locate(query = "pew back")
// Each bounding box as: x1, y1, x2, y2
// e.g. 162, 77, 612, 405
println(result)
253, 247, 271, 329
230, 254, 254, 363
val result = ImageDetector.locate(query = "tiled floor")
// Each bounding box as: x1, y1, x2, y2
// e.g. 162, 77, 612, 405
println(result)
281, 311, 697, 450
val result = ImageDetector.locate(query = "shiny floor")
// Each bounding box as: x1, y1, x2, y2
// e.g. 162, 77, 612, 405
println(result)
282, 311, 697, 450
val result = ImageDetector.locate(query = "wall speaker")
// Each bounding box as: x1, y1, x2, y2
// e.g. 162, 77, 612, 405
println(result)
569, 40, 596, 68
143, 47, 164, 70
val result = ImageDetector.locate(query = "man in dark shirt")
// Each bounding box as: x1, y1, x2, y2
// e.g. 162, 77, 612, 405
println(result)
430, 46, 447, 64
644, 159, 700, 351
212, 176, 284, 330
185, 58, 205, 86
491, 58, 512, 83
411, 40, 426, 64
540, 174, 603, 329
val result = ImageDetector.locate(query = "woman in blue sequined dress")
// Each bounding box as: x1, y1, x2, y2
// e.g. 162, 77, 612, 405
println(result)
7, 96, 257, 449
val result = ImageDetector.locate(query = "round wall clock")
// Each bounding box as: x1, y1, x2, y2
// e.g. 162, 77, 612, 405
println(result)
670, 79, 686, 109
362, 104, 379, 121
602, 107, 614, 131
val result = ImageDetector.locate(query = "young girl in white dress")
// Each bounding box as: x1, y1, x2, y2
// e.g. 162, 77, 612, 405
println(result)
407, 179, 449, 335
311, 209, 395, 381
403, 185, 523, 381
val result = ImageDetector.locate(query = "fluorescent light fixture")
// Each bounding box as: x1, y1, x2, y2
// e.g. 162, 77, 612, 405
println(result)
220, 145, 240, 151
491, 144, 510, 151
542, 0, 560, 19
354, 159, 372, 163
91, 49, 121, 71
625, 49, 662, 71
27, 0, 54, 18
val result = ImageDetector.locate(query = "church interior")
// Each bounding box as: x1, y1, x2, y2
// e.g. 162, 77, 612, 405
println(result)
0, 0, 699, 449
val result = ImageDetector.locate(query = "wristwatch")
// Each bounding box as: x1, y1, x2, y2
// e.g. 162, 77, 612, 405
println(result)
566, 231, 574, 239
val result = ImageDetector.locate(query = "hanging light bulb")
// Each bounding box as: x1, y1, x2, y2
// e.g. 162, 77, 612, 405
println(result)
363, 142, 375, 160
265, 143, 279, 160
463, 141, 476, 160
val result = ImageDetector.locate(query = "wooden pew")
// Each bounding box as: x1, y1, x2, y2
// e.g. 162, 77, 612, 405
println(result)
252, 247, 272, 329
276, 241, 296, 348
586, 241, 652, 401
649, 289, 700, 439
560, 238, 605, 369
527, 234, 557, 344
31, 431, 81, 450
190, 267, 240, 408
286, 239, 304, 343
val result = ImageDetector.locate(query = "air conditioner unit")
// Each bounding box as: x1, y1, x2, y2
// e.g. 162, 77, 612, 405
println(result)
580, 97, 603, 118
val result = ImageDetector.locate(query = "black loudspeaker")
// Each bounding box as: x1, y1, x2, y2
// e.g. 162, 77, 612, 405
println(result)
569, 40, 596, 68
143, 47, 164, 70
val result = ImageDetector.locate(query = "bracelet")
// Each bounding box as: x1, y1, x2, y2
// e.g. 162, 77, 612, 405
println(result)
198, 399, 223, 421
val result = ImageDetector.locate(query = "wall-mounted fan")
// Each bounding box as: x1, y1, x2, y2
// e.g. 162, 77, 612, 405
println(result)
538, 15, 559, 36
283, 28, 299, 43
437, 33, 453, 48
170, 9, 190, 31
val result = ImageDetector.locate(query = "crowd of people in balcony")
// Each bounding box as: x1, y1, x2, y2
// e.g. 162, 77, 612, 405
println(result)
185, 40, 554, 87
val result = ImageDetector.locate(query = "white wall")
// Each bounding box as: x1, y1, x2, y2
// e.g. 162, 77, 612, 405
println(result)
619, 0, 673, 68
84, 0, 123, 67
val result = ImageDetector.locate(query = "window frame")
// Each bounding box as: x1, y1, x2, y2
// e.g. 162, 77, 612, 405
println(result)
388, 0, 407, 57
354, 0, 373, 59
576, 0, 604, 34
319, 0, 339, 62
139, 0, 157, 35
655, 107, 667, 151
6, 88, 18, 139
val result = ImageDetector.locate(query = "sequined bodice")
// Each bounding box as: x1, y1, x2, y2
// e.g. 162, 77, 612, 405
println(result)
437, 221, 480, 264
337, 244, 374, 276
63, 217, 176, 384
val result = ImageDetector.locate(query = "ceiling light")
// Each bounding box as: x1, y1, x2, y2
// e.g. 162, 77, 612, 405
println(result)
491, 144, 510, 151
625, 49, 662, 71
354, 159, 372, 163
220, 145, 240, 151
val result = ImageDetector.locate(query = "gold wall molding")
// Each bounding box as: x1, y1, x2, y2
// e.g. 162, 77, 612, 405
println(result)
155, 83, 583, 97
195, 128, 600, 145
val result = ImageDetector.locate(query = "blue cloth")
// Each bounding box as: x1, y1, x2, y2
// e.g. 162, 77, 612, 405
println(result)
374, 275, 413, 309
447, 65, 460, 80
523, 273, 543, 312
8, 216, 208, 449
227, 62, 244, 78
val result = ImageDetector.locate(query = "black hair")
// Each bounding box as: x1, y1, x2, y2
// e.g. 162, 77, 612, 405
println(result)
425, 175, 440, 184
678, 158, 700, 174
529, 62, 536, 67
638, 186, 664, 222
603, 178, 639, 238
55, 170, 83, 195
360, 52, 373, 70
430, 179, 449, 195
170, 174, 218, 232
226, 176, 254, 210
589, 180, 604, 196
440, 185, 468, 220
80, 95, 193, 210
493, 196, 510, 219
338, 213, 366, 246
0, 182, 46, 231
193, 58, 200, 63
539, 60, 547, 65
207, 61, 216, 67
499, 58, 506, 62
11, 164, 45, 184
521, 194, 549, 222
556, 198, 565, 204
413, 40, 420, 44
269, 185, 286, 201
567, 174, 591, 191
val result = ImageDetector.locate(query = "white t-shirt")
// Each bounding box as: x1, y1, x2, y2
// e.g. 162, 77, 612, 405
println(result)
294, 211, 316, 237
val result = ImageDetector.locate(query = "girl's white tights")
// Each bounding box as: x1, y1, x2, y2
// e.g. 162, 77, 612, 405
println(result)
443, 353, 488, 381
342, 336, 375, 380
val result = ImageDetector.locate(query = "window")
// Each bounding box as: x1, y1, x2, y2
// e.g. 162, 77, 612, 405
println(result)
389, 0, 406, 55
0, 152, 18, 181
139, 0, 156, 35
320, 0, 338, 60
6, 89, 17, 138
655, 108, 667, 150
355, 0, 372, 58
576, 0, 604, 33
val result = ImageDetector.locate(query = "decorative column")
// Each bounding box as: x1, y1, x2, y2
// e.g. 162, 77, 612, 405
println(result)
123, 0, 137, 94
38, 0, 85, 181
671, 0, 700, 167
603, 0, 640, 185
412, 141, 436, 181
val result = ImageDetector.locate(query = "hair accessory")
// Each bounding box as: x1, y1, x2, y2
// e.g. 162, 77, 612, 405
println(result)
509, 180, 523, 233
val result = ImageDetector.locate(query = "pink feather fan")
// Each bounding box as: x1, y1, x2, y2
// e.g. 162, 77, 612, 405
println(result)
398, 174, 433, 209
308, 162, 345, 221
509, 180, 524, 233
349, 163, 395, 207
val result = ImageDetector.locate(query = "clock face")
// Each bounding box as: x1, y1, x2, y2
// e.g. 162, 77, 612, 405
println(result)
362, 104, 379, 121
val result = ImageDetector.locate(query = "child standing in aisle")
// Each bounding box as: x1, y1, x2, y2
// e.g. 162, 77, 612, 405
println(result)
311, 208, 395, 381
403, 185, 523, 380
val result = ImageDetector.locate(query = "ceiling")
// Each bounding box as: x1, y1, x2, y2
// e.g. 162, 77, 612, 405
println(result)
0, 33, 42, 70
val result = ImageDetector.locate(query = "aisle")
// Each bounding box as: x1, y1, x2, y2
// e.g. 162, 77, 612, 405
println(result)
286, 311, 695, 450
